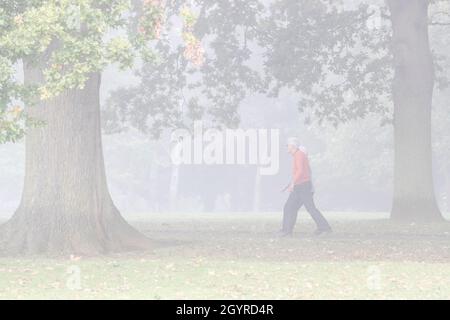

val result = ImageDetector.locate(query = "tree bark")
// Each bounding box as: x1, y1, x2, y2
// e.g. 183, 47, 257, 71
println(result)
0, 57, 152, 256
444, 164, 450, 214
387, 0, 443, 222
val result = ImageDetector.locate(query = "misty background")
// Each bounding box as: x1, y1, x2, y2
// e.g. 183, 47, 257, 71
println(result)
2, 73, 449, 216
1, 0, 449, 217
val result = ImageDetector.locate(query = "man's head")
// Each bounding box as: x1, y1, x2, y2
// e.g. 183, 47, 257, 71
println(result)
287, 137, 299, 155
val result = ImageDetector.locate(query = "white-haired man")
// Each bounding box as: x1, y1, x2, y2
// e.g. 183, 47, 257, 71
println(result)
279, 137, 332, 237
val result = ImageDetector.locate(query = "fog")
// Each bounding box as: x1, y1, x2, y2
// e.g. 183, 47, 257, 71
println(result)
0, 0, 450, 300
2, 9, 450, 215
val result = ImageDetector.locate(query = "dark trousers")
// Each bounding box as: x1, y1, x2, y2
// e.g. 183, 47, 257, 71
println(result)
282, 181, 330, 233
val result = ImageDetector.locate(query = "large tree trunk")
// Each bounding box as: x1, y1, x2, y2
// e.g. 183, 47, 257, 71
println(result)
388, 0, 443, 222
444, 164, 450, 214
0, 58, 152, 256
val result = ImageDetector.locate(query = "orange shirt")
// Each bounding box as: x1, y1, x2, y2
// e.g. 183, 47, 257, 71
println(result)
292, 149, 311, 185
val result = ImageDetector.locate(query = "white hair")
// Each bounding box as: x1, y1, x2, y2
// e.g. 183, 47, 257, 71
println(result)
287, 137, 299, 147
287, 137, 309, 154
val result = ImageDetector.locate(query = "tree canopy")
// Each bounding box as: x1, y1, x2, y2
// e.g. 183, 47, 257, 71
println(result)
0, 0, 192, 142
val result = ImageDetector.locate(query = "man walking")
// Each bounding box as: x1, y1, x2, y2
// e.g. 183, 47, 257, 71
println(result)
279, 137, 332, 237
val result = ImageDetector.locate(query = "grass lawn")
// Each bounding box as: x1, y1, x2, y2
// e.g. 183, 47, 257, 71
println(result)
0, 212, 450, 299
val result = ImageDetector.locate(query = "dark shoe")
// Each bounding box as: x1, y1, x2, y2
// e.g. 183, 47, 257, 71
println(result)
313, 227, 332, 236
276, 230, 293, 238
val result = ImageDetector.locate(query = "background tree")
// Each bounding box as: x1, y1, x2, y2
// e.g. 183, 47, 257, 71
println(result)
260, 0, 449, 222
105, 0, 399, 214
104, 0, 267, 213
105, 0, 265, 136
